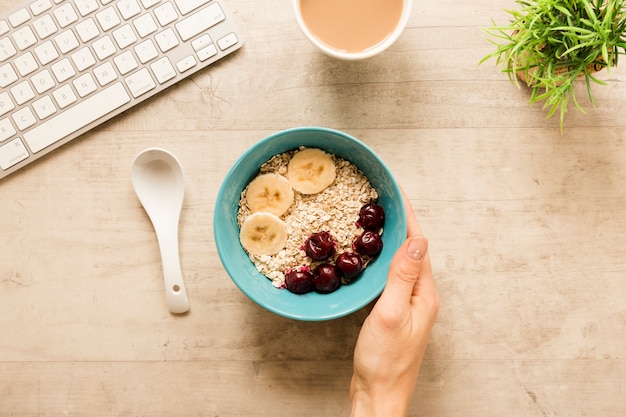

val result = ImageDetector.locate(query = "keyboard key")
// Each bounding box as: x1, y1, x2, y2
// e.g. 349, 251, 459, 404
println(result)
175, 3, 224, 41
74, 0, 99, 16
125, 67, 155, 97
96, 6, 121, 30
112, 24, 137, 48
10, 80, 35, 105
33, 14, 58, 39
93, 35, 116, 59
33, 40, 59, 64
15, 51, 38, 76
133, 13, 157, 37
71, 46, 96, 71
30, 0, 53, 15
31, 68, 55, 93
0, 36, 18, 61
13, 26, 38, 50
53, 3, 79, 27
32, 95, 56, 118
191, 33, 210, 51
73, 73, 97, 97
0, 138, 29, 170
93, 61, 117, 85
52, 84, 77, 108
134, 38, 158, 63
153, 1, 177, 26
51, 57, 75, 82
154, 27, 178, 52
150, 56, 175, 83
12, 106, 37, 130
140, 0, 161, 8
116, 0, 141, 20
75, 17, 100, 42
196, 43, 216, 61
113, 49, 138, 74
54, 29, 79, 53
9, 8, 30, 27
175, 54, 196, 72
0, 62, 18, 87
174, 0, 209, 15
0, 92, 15, 117
0, 117, 17, 141
0, 20, 9, 36
24, 82, 131, 153
217, 32, 238, 51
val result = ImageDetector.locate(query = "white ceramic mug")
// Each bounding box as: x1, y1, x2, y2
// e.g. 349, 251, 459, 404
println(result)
293, 0, 413, 60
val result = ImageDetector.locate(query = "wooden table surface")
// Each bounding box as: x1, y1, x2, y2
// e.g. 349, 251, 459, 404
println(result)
1, 0, 625, 415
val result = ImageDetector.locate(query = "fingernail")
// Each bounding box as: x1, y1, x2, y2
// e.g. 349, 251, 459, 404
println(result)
406, 236, 428, 261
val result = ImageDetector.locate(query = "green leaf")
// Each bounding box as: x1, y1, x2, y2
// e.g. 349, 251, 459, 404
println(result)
480, 0, 626, 130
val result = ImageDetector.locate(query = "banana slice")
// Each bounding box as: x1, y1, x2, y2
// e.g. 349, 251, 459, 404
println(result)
287, 148, 336, 194
239, 212, 288, 256
245, 173, 294, 217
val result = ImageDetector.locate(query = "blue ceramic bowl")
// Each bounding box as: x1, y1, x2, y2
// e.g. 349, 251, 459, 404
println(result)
214, 127, 407, 321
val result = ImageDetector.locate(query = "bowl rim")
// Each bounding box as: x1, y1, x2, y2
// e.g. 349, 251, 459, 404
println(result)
214, 126, 407, 321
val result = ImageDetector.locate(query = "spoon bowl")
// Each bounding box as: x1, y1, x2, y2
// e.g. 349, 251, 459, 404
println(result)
131, 147, 190, 314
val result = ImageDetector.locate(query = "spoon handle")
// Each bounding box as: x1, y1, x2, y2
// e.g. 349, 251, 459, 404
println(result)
154, 217, 190, 314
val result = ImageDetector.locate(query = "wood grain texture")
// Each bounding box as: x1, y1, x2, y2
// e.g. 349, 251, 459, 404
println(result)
1, 0, 625, 416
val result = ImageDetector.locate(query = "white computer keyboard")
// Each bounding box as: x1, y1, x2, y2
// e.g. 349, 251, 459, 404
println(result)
0, 0, 242, 180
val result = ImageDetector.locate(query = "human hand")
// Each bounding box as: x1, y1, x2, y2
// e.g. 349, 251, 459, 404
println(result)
350, 192, 440, 417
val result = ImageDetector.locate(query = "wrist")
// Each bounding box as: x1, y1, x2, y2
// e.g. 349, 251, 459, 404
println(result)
350, 386, 409, 417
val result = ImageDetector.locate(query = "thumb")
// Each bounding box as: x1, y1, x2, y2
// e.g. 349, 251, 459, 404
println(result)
379, 236, 428, 305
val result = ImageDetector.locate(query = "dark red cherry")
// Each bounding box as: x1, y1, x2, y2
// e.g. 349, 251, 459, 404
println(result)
312, 264, 341, 294
335, 252, 363, 280
353, 230, 383, 257
304, 231, 335, 261
358, 203, 385, 230
285, 269, 314, 294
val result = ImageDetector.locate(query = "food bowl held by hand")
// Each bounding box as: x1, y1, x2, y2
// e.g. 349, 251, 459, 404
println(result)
214, 127, 407, 321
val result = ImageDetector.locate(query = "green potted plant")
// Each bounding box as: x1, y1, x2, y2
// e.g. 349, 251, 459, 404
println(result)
481, 0, 626, 129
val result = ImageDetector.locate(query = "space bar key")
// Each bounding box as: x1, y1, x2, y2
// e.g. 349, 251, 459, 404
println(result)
24, 82, 131, 154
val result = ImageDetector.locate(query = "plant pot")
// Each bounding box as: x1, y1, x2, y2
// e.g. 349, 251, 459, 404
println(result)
511, 30, 615, 85
516, 57, 609, 84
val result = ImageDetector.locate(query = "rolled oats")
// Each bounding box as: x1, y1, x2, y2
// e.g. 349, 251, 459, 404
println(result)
238, 147, 378, 288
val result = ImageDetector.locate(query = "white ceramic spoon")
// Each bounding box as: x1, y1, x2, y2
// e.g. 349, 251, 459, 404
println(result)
131, 148, 190, 314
